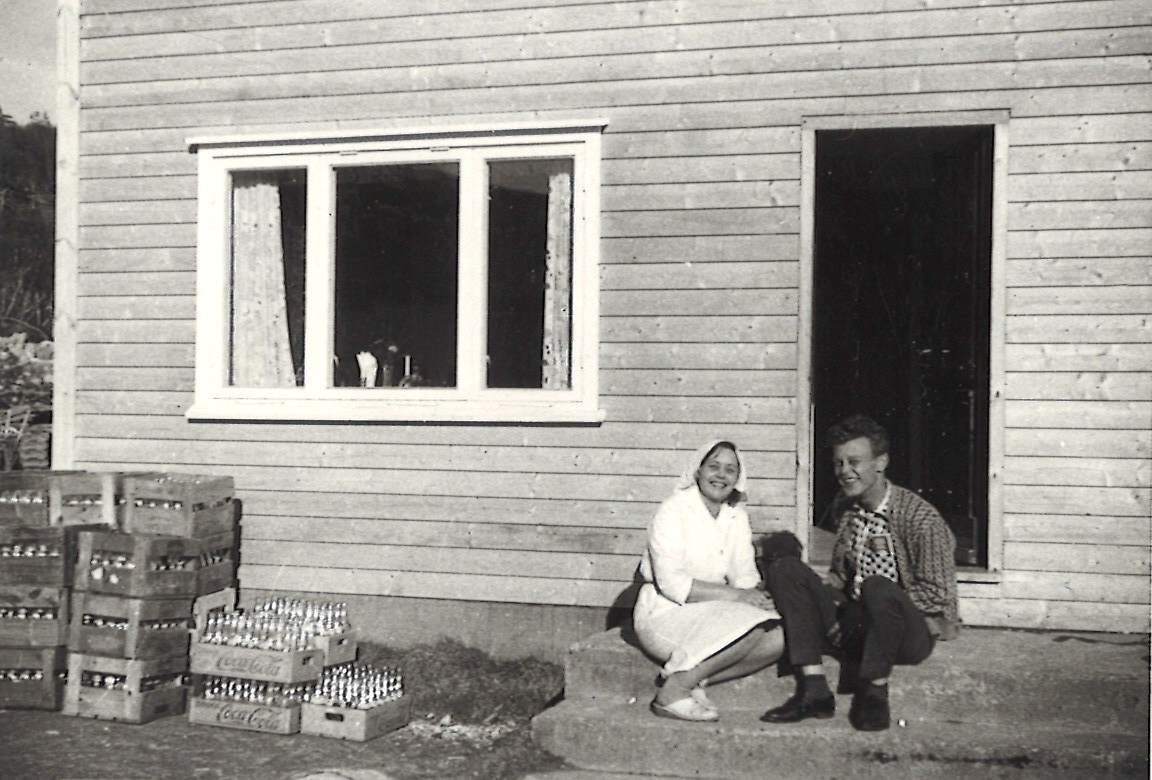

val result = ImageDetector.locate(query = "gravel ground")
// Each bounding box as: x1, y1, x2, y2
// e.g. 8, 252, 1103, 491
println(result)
1, 706, 566, 780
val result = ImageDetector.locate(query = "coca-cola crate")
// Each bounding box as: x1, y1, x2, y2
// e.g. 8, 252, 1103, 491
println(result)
300, 697, 410, 741
68, 592, 192, 659
0, 645, 66, 710
0, 523, 104, 587
123, 474, 236, 539
74, 530, 198, 599
188, 695, 300, 735
0, 585, 69, 646
315, 631, 357, 667
191, 587, 236, 644
190, 642, 323, 683
62, 652, 187, 724
50, 471, 147, 528
193, 529, 238, 596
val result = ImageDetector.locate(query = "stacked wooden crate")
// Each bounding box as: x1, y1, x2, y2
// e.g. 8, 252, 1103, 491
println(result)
63, 473, 238, 724
0, 472, 104, 712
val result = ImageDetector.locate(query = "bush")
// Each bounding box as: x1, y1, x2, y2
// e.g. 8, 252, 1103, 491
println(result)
0, 333, 52, 411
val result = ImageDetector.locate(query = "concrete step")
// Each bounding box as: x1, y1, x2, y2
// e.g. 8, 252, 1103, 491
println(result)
563, 625, 1149, 733
533, 696, 1149, 780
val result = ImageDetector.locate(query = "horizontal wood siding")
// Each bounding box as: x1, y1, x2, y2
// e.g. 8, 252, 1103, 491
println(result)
72, 0, 1151, 631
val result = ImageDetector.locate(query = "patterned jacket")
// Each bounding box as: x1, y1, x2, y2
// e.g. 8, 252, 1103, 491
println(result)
826, 483, 960, 639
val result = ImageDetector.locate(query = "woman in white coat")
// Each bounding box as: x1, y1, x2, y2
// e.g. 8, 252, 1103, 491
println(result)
634, 440, 784, 721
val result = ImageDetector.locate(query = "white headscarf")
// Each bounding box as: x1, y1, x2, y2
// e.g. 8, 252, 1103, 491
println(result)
673, 439, 749, 499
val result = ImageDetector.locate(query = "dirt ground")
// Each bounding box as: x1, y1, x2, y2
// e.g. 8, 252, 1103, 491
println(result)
1, 707, 567, 780
1, 640, 569, 780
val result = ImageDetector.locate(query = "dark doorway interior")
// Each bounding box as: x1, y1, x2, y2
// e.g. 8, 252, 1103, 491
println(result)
811, 125, 993, 566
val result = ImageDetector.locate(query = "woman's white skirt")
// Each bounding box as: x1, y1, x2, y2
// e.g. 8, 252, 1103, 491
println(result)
633, 583, 778, 676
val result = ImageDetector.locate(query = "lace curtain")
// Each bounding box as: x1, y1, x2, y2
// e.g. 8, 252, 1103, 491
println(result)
230, 173, 297, 387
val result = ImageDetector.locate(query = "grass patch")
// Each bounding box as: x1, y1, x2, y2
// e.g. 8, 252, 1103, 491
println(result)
360, 637, 565, 725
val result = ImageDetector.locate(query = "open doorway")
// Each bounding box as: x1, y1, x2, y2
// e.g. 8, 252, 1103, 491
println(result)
810, 125, 993, 567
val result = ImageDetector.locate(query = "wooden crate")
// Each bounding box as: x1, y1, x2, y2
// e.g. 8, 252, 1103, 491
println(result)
68, 592, 192, 659
188, 696, 300, 735
315, 631, 357, 667
50, 471, 148, 528
300, 697, 410, 741
123, 474, 236, 538
0, 585, 69, 646
0, 523, 104, 587
74, 530, 198, 598
190, 642, 323, 683
193, 529, 238, 596
191, 587, 236, 644
62, 652, 187, 724
0, 645, 66, 710
0, 471, 57, 526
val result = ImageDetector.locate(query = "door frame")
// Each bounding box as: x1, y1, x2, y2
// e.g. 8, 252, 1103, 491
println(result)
796, 110, 1009, 574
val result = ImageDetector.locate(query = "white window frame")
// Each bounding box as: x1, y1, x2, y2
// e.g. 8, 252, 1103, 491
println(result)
186, 121, 607, 423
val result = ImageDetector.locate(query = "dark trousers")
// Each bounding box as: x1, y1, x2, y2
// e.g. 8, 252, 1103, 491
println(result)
765, 556, 935, 681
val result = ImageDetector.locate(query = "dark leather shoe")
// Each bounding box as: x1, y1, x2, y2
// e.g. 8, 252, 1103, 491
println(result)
760, 692, 836, 723
849, 688, 890, 731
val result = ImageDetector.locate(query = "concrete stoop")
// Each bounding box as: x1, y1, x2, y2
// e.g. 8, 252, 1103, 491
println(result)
531, 626, 1150, 779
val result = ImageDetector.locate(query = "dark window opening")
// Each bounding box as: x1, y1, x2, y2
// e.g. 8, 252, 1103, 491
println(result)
333, 164, 460, 389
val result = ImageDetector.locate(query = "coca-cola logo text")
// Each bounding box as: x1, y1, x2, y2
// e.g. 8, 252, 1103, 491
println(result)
215, 704, 281, 730
213, 654, 284, 678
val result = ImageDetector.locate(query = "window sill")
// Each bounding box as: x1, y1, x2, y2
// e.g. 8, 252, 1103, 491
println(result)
186, 398, 606, 425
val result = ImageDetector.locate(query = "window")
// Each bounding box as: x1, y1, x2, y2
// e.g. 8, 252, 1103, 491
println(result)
188, 122, 605, 422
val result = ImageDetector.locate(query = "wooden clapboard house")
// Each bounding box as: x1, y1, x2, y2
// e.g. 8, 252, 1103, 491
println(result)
53, 0, 1150, 657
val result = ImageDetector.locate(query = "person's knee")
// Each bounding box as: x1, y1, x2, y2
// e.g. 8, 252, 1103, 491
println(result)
860, 575, 900, 600
739, 626, 785, 666
765, 555, 807, 586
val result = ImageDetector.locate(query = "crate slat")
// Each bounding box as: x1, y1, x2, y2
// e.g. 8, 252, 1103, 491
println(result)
188, 696, 301, 734
62, 652, 188, 724
0, 585, 69, 646
300, 697, 410, 741
74, 530, 198, 598
68, 592, 192, 659
189, 642, 323, 683
0, 645, 66, 710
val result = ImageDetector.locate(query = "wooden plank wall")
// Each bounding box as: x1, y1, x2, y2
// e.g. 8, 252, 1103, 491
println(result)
71, 0, 1151, 633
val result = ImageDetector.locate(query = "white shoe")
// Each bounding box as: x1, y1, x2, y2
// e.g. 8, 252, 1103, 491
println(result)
650, 696, 720, 722
691, 685, 718, 715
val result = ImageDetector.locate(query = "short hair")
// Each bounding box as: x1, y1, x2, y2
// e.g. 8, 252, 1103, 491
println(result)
826, 414, 889, 457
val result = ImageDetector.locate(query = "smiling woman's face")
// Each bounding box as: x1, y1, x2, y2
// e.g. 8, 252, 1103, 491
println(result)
695, 445, 740, 513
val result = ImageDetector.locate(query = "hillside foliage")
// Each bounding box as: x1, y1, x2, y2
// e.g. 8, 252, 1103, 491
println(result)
0, 108, 55, 341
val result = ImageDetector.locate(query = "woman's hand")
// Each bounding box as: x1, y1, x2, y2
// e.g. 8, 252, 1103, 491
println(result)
734, 587, 776, 612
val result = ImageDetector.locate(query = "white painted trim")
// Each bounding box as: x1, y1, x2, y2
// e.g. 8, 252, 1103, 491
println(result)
802, 110, 1010, 131
186, 398, 606, 424
797, 125, 817, 553
187, 119, 611, 152
189, 126, 605, 424
304, 162, 335, 391
52, 0, 80, 468
986, 116, 1010, 575
457, 152, 487, 394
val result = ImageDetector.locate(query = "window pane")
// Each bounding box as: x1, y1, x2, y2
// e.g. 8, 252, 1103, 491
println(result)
487, 158, 574, 389
228, 169, 306, 387
334, 164, 459, 388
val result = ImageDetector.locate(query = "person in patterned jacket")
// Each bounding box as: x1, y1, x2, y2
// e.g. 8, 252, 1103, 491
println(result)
759, 414, 959, 731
